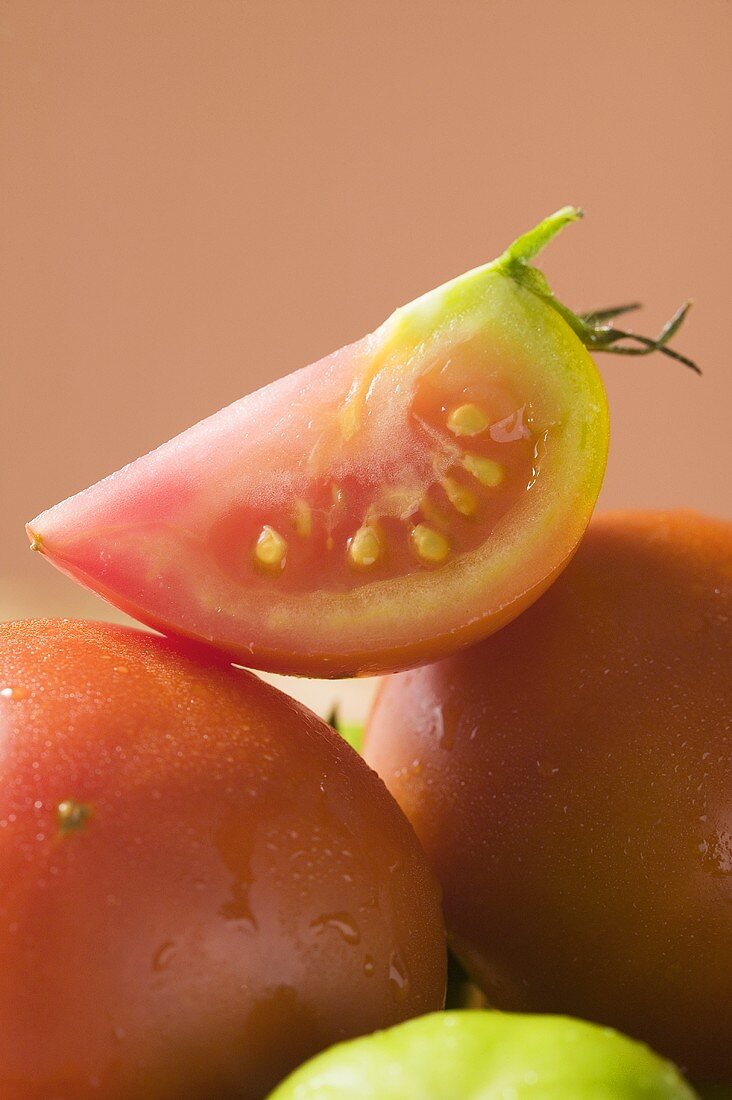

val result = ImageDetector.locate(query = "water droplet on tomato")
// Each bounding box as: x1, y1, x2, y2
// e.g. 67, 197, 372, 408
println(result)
388, 949, 411, 1000
220, 891, 258, 930
310, 912, 361, 945
151, 940, 176, 972
435, 706, 455, 751
363, 955, 375, 976
0, 685, 28, 701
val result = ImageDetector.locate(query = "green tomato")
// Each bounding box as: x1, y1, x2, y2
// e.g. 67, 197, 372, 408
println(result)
267, 1010, 698, 1100
339, 723, 364, 753
329, 714, 364, 754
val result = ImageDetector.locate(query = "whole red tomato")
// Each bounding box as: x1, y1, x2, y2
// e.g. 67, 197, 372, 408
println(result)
364, 511, 732, 1081
0, 619, 445, 1099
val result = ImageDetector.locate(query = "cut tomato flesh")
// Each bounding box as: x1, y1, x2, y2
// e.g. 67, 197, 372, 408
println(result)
210, 368, 534, 595
28, 212, 609, 676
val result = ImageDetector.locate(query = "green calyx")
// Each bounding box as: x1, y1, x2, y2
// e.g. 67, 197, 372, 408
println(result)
496, 206, 700, 373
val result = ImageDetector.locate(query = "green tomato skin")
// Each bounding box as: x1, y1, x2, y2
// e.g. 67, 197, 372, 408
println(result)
267, 1011, 698, 1100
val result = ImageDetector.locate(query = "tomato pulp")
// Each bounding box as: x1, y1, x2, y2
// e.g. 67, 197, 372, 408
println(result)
363, 511, 732, 1081
0, 620, 446, 1099
28, 209, 609, 675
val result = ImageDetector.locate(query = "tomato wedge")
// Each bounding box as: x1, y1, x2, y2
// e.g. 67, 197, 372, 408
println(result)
29, 208, 677, 676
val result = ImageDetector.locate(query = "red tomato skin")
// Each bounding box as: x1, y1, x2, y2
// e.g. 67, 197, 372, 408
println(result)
0, 620, 445, 1099
363, 511, 732, 1081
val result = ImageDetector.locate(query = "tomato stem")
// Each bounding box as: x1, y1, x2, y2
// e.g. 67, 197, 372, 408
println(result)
498, 205, 584, 265
500, 209, 700, 374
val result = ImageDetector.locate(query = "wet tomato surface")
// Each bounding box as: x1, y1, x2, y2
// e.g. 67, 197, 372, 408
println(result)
0, 619, 445, 1099
363, 511, 732, 1081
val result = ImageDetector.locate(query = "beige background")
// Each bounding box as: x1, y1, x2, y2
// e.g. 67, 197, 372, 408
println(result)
1, 1, 730, 716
